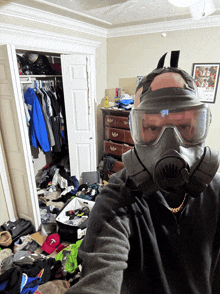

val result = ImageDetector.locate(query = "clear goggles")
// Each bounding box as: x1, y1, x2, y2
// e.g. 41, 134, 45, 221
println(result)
130, 105, 211, 146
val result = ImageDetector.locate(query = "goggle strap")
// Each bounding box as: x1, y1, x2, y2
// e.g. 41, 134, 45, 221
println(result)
170, 50, 180, 68
157, 52, 167, 69
156, 50, 180, 69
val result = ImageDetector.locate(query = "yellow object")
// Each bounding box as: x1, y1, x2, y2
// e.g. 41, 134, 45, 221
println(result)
104, 96, 109, 108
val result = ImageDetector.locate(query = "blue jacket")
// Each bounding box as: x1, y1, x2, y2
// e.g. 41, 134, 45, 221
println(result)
24, 88, 50, 152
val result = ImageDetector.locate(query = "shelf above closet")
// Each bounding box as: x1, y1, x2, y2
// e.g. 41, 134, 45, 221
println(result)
19, 75, 62, 78
19, 75, 62, 84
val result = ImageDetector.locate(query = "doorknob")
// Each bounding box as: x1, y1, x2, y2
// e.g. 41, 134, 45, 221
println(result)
89, 137, 93, 139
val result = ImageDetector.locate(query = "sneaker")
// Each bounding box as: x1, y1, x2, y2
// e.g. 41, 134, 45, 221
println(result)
13, 235, 32, 253
0, 231, 12, 247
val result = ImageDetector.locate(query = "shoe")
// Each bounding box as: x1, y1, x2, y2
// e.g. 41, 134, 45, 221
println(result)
13, 235, 32, 253
0, 231, 12, 247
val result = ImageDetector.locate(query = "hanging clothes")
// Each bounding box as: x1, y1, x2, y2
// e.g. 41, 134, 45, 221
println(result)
24, 87, 50, 153
56, 85, 67, 144
48, 90, 63, 153
36, 89, 55, 148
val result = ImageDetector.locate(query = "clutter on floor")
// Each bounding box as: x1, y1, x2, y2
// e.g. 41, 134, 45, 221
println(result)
0, 155, 105, 293
0, 218, 82, 294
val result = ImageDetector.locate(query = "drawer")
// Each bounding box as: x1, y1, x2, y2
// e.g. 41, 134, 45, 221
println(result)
111, 161, 124, 172
104, 141, 133, 157
103, 161, 124, 181
125, 130, 134, 145
105, 127, 125, 143
116, 116, 130, 129
104, 141, 123, 157
105, 115, 116, 127
123, 144, 134, 153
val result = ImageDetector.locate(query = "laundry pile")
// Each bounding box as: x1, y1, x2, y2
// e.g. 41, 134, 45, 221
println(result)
0, 218, 83, 294
36, 155, 101, 227
37, 168, 100, 229
0, 155, 103, 293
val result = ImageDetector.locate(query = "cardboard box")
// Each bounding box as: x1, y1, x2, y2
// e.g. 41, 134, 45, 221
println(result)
119, 77, 136, 88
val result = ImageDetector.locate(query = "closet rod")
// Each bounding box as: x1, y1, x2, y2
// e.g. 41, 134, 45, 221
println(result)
20, 80, 33, 84
20, 76, 33, 84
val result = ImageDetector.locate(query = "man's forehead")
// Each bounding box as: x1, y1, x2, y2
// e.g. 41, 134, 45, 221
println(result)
143, 110, 195, 122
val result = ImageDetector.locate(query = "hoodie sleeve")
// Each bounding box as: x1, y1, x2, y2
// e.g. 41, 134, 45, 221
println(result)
65, 173, 132, 294
65, 214, 131, 294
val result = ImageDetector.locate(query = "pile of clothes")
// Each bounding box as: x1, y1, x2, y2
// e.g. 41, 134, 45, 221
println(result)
0, 219, 83, 294
37, 157, 101, 220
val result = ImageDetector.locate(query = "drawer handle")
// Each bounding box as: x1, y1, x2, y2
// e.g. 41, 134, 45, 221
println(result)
107, 118, 113, 123
123, 121, 128, 125
110, 146, 117, 151
112, 132, 119, 138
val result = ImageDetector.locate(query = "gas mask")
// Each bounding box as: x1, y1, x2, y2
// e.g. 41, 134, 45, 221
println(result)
122, 51, 219, 197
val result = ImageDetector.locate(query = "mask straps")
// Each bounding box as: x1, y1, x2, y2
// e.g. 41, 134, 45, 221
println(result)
156, 52, 167, 69
156, 51, 180, 69
170, 50, 180, 68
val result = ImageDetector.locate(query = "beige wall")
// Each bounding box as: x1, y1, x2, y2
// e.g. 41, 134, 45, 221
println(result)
107, 27, 220, 171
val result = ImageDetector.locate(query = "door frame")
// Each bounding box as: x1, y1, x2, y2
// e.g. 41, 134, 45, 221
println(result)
0, 24, 100, 229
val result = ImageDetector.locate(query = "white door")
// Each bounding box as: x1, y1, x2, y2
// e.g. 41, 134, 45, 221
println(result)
0, 44, 41, 229
61, 54, 97, 182
0, 130, 17, 225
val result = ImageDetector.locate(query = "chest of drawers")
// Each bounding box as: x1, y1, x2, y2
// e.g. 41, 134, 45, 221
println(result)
101, 108, 134, 178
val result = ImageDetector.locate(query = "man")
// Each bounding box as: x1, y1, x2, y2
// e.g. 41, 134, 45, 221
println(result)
65, 51, 220, 294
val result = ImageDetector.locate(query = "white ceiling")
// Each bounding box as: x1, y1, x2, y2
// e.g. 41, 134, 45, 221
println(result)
34, 0, 220, 28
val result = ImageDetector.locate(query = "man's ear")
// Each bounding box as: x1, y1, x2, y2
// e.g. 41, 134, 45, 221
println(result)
134, 87, 143, 108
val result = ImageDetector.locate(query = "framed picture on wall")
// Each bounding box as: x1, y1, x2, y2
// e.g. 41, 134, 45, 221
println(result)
192, 63, 220, 103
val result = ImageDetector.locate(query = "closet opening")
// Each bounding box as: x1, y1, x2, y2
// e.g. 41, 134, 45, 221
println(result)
17, 50, 69, 177
16, 49, 76, 227
14, 47, 99, 233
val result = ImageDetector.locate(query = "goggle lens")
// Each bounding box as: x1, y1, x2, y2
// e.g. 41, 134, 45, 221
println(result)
130, 106, 210, 145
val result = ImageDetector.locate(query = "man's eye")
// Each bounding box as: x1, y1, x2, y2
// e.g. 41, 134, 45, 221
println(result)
149, 125, 158, 131
179, 124, 190, 130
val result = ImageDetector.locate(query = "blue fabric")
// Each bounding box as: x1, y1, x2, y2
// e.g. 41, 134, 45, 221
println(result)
20, 277, 41, 294
20, 274, 27, 292
117, 98, 134, 110
70, 176, 79, 195
118, 98, 134, 105
24, 88, 50, 152
0, 281, 7, 290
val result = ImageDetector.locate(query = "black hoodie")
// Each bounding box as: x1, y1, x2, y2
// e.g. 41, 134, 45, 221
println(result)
66, 169, 220, 294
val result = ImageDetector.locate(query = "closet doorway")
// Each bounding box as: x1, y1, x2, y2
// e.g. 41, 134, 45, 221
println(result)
0, 44, 97, 230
